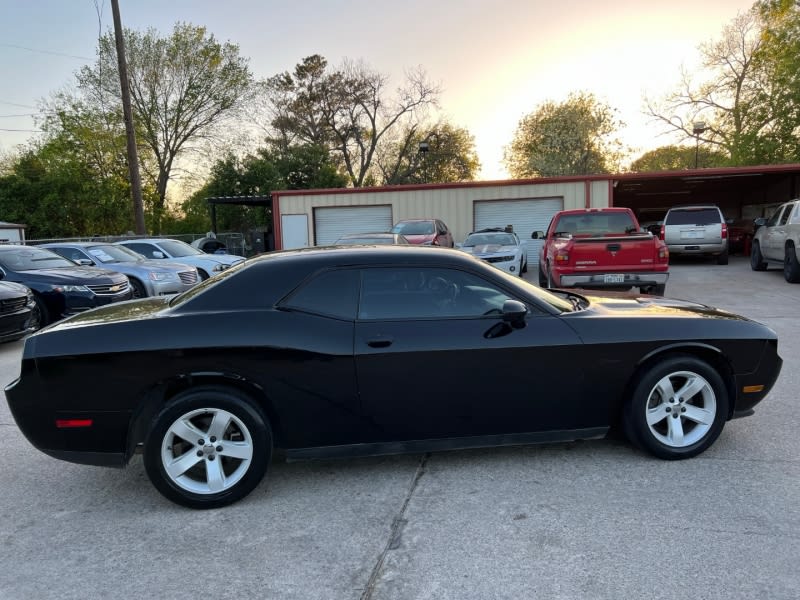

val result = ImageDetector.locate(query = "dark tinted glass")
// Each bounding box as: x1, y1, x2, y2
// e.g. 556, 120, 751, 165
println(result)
359, 267, 515, 320
284, 269, 359, 320
391, 221, 435, 235
779, 205, 791, 226
665, 208, 722, 226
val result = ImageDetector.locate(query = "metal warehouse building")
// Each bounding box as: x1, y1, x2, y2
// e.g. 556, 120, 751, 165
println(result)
258, 163, 800, 262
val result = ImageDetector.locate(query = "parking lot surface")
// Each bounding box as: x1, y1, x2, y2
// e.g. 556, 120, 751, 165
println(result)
1, 256, 798, 599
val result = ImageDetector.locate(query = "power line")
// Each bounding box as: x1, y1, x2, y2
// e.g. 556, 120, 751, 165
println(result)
0, 43, 92, 61
0, 100, 37, 109
0, 128, 42, 132
0, 114, 38, 118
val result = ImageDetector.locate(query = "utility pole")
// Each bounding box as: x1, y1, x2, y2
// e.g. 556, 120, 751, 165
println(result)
111, 0, 146, 234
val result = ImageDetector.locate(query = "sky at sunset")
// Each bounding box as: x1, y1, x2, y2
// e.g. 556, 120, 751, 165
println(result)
1, 0, 757, 181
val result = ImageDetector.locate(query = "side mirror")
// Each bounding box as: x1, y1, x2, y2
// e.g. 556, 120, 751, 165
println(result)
455, 242, 463, 249
76, 259, 94, 266
531, 231, 544, 239
152, 251, 165, 259
501, 299, 528, 325
753, 218, 767, 231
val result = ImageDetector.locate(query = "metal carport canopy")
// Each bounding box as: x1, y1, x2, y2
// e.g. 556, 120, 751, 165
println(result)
205, 195, 272, 233
611, 164, 800, 220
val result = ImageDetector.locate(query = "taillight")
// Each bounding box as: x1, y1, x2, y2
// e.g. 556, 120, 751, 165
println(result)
658, 245, 669, 263
660, 224, 665, 240
56, 419, 93, 428
721, 222, 728, 239
555, 251, 570, 264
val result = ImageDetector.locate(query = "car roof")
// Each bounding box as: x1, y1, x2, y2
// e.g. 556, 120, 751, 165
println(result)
665, 205, 722, 211
41, 242, 107, 248
395, 218, 435, 223
118, 238, 181, 243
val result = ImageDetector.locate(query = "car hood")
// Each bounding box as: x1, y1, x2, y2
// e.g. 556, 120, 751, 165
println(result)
403, 234, 435, 244
16, 267, 127, 285
577, 291, 752, 322
462, 244, 519, 255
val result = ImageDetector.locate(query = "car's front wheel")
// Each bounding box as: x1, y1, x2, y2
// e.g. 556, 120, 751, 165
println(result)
623, 356, 728, 460
750, 241, 767, 271
144, 386, 272, 508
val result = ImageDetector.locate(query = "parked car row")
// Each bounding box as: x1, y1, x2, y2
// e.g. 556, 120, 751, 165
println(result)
0, 238, 246, 341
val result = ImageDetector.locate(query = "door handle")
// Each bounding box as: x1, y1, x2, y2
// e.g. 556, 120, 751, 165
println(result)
367, 337, 394, 348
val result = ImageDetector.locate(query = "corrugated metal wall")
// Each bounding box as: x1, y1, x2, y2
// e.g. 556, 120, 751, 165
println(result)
277, 180, 610, 248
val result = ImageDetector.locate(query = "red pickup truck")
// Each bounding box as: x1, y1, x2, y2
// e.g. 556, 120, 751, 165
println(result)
532, 207, 670, 295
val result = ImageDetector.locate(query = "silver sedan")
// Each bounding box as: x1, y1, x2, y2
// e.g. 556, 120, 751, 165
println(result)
40, 242, 200, 298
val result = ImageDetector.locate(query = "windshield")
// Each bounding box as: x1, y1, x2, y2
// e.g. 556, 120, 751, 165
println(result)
391, 221, 434, 235
156, 240, 204, 257
0, 247, 76, 270
464, 233, 516, 247
554, 212, 636, 235
87, 244, 143, 263
665, 208, 722, 226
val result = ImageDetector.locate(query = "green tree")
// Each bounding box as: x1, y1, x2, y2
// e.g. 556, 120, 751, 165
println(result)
262, 55, 440, 186
376, 121, 481, 184
504, 92, 624, 178
179, 143, 347, 233
629, 145, 729, 171
78, 23, 253, 232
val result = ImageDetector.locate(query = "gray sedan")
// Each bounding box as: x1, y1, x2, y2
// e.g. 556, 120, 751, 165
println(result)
41, 243, 200, 298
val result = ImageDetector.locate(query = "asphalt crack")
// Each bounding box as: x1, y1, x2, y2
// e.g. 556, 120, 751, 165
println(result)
360, 452, 430, 600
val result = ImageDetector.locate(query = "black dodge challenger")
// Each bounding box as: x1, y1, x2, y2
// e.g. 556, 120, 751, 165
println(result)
5, 246, 782, 508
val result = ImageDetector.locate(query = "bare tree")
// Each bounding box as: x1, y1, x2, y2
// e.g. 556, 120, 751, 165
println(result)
79, 23, 253, 231
645, 10, 778, 164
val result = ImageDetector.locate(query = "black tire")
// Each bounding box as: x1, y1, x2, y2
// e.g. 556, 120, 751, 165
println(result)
623, 355, 728, 460
649, 284, 666, 296
716, 249, 729, 265
784, 245, 800, 283
143, 386, 272, 509
521, 259, 528, 274
31, 294, 49, 329
750, 241, 767, 271
538, 264, 547, 287
546, 263, 554, 288
129, 278, 147, 299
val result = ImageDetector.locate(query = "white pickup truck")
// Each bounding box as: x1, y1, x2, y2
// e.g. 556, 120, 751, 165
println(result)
751, 199, 800, 283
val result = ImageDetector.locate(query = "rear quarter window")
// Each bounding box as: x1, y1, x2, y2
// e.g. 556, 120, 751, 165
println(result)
665, 208, 722, 226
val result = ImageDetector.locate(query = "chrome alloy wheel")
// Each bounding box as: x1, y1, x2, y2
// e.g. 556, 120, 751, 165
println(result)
160, 408, 254, 495
645, 370, 717, 448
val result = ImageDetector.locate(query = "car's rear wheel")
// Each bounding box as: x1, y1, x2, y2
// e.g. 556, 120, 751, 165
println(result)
784, 245, 800, 283
538, 264, 547, 287
716, 249, 729, 265
623, 356, 728, 460
143, 386, 271, 508
750, 241, 767, 271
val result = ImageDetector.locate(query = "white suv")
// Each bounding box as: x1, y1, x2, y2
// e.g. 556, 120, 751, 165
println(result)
662, 205, 728, 265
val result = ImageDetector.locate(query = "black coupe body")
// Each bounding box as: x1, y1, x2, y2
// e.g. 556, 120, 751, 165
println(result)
5, 246, 782, 508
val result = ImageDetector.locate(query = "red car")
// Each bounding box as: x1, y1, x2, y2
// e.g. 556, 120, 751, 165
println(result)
390, 219, 454, 247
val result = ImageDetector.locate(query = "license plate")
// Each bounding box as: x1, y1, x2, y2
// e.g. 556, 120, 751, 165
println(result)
681, 230, 703, 239
604, 274, 625, 283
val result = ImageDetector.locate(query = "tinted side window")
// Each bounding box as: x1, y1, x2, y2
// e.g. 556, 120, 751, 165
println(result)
359, 267, 517, 320
766, 207, 784, 227
124, 243, 157, 259
778, 205, 791, 226
665, 208, 722, 226
283, 269, 359, 320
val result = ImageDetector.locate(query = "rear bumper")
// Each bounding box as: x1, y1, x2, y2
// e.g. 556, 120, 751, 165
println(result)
559, 271, 669, 288
667, 242, 727, 255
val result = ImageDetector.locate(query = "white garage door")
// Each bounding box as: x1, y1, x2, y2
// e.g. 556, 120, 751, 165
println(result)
474, 198, 563, 266
314, 205, 393, 246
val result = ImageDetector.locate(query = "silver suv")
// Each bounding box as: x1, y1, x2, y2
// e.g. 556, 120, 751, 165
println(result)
662, 205, 728, 265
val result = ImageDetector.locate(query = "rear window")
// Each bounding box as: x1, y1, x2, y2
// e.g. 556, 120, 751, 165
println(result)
665, 208, 722, 226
